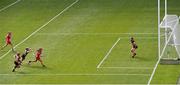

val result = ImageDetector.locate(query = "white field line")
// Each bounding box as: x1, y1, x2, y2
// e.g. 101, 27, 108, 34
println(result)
100, 67, 153, 69
97, 38, 121, 68
0, 0, 21, 12
0, 73, 150, 76
36, 32, 158, 35
147, 21, 179, 85
147, 59, 160, 85
0, 0, 79, 60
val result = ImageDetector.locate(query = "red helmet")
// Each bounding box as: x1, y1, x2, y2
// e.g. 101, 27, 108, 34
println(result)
38, 48, 43, 53
39, 48, 43, 51
8, 32, 12, 35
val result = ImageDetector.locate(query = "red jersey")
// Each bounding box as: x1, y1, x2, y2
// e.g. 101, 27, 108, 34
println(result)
36, 51, 41, 60
6, 35, 11, 42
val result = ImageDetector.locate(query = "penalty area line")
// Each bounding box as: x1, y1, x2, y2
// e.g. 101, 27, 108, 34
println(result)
0, 0, 79, 60
97, 38, 121, 68
0, 0, 21, 12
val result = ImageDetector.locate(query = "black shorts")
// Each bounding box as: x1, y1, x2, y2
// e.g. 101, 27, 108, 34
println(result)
14, 61, 19, 66
133, 44, 138, 49
21, 54, 26, 60
135, 45, 138, 49
22, 55, 25, 59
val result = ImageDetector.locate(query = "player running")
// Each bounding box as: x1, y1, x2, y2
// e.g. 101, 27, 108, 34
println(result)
28, 48, 46, 67
130, 37, 138, 58
12, 52, 22, 72
1, 32, 15, 52
21, 47, 32, 61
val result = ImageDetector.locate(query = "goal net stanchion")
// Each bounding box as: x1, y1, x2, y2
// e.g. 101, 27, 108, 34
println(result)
159, 0, 180, 64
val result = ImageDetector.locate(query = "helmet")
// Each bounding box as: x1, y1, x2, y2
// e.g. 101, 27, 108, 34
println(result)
25, 47, 30, 51
17, 52, 20, 56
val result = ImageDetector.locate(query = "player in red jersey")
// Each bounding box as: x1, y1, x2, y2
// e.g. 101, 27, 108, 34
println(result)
12, 52, 22, 72
1, 32, 15, 52
28, 48, 46, 67
130, 37, 138, 58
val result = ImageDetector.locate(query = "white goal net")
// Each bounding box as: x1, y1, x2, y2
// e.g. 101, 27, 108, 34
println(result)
159, 0, 180, 63
160, 15, 180, 60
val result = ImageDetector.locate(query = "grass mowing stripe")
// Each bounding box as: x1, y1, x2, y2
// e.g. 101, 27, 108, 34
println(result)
97, 38, 121, 68
0, 0, 21, 12
0, 0, 79, 60
0, 84, 150, 85
37, 34, 158, 39
0, 84, 151, 85
36, 33, 158, 35
0, 73, 151, 76
100, 67, 153, 69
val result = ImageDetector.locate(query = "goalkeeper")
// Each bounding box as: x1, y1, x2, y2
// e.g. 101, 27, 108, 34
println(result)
130, 37, 138, 58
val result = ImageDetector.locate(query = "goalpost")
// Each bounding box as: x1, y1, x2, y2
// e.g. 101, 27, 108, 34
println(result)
159, 0, 180, 64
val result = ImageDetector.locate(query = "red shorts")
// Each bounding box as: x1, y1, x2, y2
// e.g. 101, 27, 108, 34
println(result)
36, 57, 40, 60
6, 40, 11, 45
36, 57, 43, 62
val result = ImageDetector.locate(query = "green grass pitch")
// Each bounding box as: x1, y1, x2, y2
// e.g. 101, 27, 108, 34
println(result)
0, 0, 178, 84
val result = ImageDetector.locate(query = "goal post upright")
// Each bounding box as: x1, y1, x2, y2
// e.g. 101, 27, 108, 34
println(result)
165, 0, 168, 44
158, 0, 161, 59
165, 0, 167, 16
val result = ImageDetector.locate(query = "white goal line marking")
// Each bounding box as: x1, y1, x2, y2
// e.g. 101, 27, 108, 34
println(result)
0, 0, 21, 12
147, 20, 179, 85
97, 38, 121, 68
0, 0, 79, 60
0, 73, 150, 76
100, 67, 153, 69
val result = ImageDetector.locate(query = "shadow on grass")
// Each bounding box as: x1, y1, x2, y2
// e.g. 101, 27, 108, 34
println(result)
22, 64, 50, 70
16, 71, 27, 74
132, 56, 150, 61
